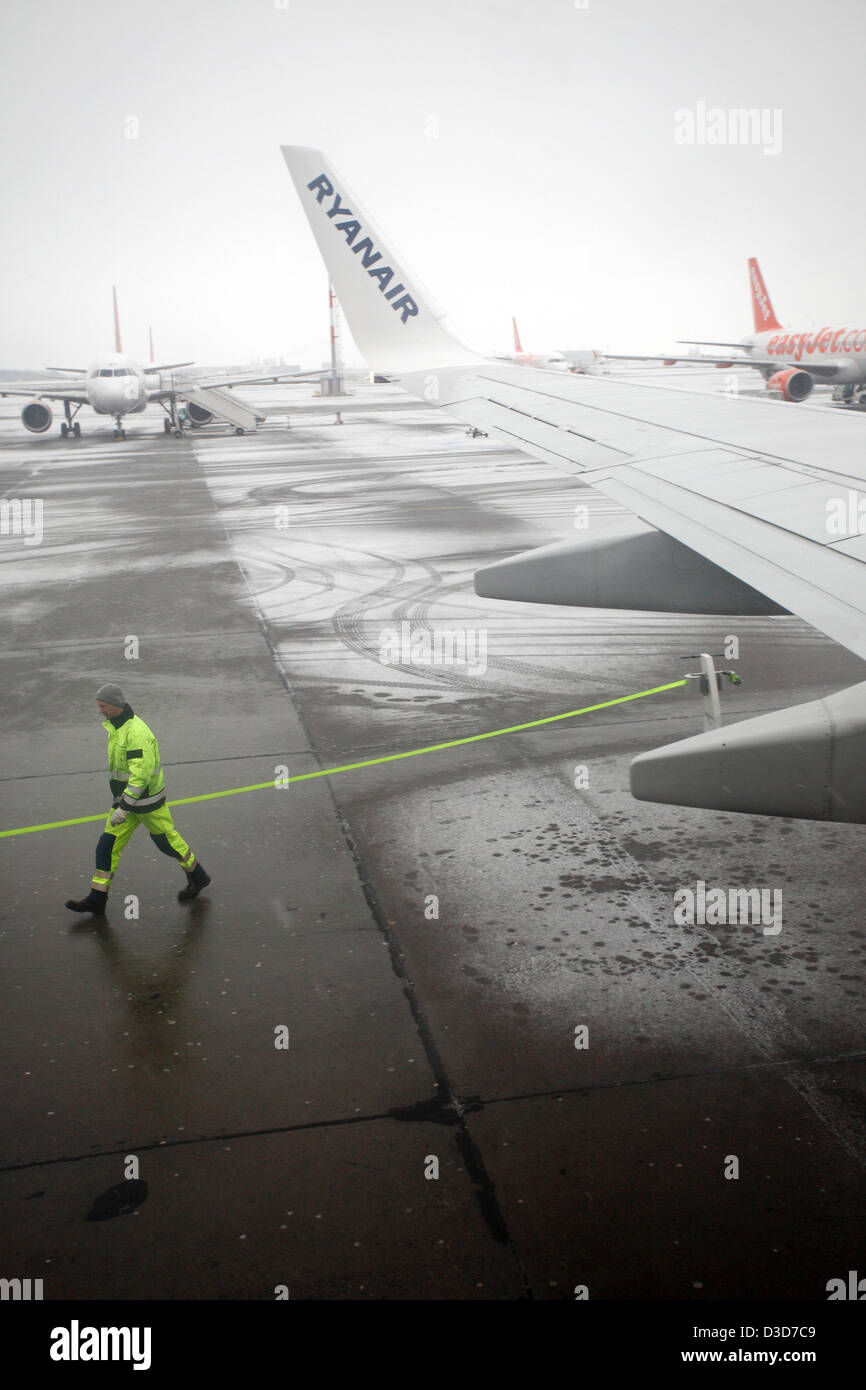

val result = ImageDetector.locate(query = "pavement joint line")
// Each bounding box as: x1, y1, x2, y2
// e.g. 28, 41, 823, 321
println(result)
0, 679, 686, 838
2, 629, 264, 653
477, 1048, 866, 1109
7, 1047, 866, 1176
0, 751, 321, 785
221, 496, 532, 1278
0, 1111, 392, 1173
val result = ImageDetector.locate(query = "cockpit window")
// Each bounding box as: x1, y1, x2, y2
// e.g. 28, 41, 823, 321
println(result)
99, 369, 112, 377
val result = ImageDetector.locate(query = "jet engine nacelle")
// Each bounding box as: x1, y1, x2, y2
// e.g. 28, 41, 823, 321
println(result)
185, 401, 214, 425
631, 680, 866, 822
474, 519, 788, 615
21, 400, 53, 433
766, 367, 813, 402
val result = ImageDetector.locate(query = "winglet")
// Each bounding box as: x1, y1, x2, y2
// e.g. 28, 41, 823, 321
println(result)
281, 146, 480, 373
113, 286, 123, 354
747, 257, 782, 333
512, 317, 523, 354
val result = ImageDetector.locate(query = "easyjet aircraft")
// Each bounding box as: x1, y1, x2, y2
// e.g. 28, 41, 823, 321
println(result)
605, 258, 866, 403
502, 317, 569, 372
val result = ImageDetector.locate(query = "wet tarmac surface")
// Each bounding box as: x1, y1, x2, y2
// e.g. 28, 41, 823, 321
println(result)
1, 375, 865, 1301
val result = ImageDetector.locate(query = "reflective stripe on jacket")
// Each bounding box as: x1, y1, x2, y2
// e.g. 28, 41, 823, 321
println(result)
105, 705, 166, 813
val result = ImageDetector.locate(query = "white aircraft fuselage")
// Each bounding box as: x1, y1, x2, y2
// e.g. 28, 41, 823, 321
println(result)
742, 326, 866, 383
512, 350, 569, 371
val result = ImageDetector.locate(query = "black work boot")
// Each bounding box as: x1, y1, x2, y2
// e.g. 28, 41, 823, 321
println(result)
65, 889, 108, 916
178, 863, 211, 902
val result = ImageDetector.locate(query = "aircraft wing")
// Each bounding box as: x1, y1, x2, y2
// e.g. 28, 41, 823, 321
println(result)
193, 369, 325, 389
601, 351, 848, 380
0, 379, 89, 403
147, 369, 323, 399
144, 371, 324, 407
601, 352, 739, 368
675, 342, 851, 381
419, 361, 866, 654
281, 144, 866, 822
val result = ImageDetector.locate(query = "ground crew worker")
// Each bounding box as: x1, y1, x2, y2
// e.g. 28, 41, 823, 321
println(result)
65, 683, 211, 917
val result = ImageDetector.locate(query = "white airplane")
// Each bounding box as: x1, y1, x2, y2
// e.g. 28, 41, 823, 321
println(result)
282, 144, 866, 824
0, 287, 310, 439
604, 258, 866, 403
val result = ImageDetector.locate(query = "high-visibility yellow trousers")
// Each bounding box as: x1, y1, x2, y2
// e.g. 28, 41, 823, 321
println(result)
91, 804, 196, 892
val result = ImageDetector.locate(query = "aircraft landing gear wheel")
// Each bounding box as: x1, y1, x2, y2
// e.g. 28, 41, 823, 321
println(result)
234, 427, 245, 435
173, 428, 182, 438
61, 423, 68, 438
73, 422, 81, 437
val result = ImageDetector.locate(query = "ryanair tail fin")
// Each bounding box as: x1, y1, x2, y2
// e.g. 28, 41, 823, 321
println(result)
281, 146, 480, 373
747, 257, 782, 333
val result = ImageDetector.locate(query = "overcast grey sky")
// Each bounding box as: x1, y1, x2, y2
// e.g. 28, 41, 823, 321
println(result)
1, 0, 863, 368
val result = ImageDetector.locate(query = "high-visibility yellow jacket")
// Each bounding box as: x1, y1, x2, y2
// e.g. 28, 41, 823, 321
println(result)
104, 705, 166, 813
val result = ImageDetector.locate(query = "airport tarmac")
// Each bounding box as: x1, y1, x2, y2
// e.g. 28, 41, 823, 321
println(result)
1, 373, 865, 1303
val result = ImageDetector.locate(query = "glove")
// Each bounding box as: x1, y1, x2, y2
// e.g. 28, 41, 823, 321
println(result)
110, 806, 129, 827
111, 795, 123, 809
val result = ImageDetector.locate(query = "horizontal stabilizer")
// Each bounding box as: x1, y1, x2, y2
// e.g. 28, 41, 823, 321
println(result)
630, 681, 866, 822
474, 521, 788, 615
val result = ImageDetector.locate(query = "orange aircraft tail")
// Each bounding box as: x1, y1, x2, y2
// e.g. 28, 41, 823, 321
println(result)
748, 258, 782, 333
512, 316, 523, 354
